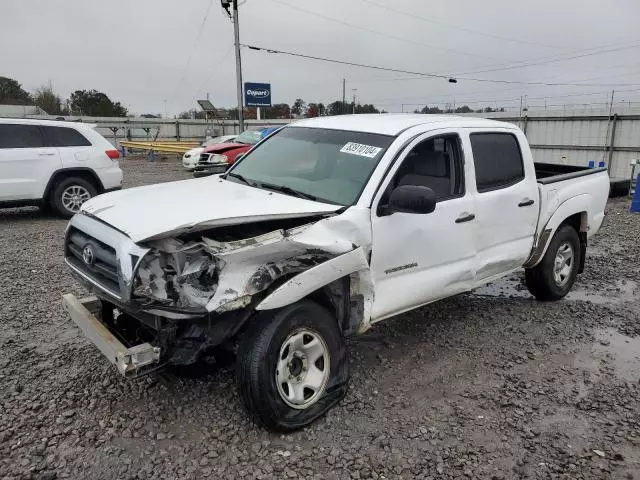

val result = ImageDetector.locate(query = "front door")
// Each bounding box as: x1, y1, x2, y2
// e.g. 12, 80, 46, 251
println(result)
370, 131, 477, 321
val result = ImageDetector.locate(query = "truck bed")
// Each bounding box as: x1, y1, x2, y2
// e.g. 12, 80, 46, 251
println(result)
535, 162, 608, 184
534, 162, 609, 243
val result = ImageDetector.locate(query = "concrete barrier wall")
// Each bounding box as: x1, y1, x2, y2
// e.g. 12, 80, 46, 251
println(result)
11, 112, 640, 181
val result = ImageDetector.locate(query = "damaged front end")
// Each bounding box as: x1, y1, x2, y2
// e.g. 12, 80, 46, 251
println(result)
64, 209, 373, 375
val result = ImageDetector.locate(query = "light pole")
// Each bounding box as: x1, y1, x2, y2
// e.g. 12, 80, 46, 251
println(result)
221, 0, 244, 132
352, 88, 358, 114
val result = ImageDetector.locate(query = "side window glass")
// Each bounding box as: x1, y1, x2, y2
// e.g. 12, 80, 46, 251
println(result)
381, 135, 464, 204
0, 124, 44, 148
42, 126, 92, 147
470, 133, 524, 192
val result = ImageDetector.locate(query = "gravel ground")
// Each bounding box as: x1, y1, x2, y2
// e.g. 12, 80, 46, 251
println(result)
1, 156, 640, 480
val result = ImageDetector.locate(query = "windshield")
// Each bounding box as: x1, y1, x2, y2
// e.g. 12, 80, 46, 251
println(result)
202, 136, 229, 147
226, 127, 394, 205
234, 130, 263, 145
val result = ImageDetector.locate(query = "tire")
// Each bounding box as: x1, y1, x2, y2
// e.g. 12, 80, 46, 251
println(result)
525, 225, 581, 301
49, 176, 98, 218
236, 300, 349, 432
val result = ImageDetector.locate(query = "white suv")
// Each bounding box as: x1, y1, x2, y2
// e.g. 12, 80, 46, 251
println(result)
0, 118, 123, 217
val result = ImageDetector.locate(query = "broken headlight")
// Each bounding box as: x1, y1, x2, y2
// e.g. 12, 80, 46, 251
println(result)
133, 240, 219, 310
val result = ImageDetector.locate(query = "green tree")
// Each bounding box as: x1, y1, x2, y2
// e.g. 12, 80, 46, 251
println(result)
317, 103, 326, 116
416, 105, 443, 114
34, 85, 63, 115
306, 103, 319, 118
0, 76, 31, 105
454, 105, 473, 113
259, 103, 290, 119
355, 103, 380, 114
273, 103, 291, 118
69, 89, 128, 117
291, 98, 306, 116
327, 100, 349, 115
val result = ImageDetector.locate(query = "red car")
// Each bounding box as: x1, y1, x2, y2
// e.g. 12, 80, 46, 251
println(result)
193, 129, 264, 178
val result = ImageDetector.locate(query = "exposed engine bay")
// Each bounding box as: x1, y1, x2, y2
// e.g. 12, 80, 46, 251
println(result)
130, 212, 370, 316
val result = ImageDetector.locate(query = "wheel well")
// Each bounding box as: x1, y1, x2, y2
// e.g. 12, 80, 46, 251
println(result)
560, 212, 586, 234
44, 169, 104, 201
559, 211, 588, 274
307, 277, 352, 334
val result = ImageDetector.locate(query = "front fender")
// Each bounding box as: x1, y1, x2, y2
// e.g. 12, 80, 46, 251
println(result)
525, 194, 590, 268
256, 247, 369, 311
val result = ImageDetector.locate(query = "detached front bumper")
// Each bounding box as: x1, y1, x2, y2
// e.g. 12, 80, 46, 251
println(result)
62, 294, 161, 377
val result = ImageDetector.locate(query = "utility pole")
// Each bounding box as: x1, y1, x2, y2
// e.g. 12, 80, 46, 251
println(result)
342, 78, 346, 115
232, 0, 244, 132
602, 90, 615, 164
352, 88, 357, 114
519, 95, 523, 118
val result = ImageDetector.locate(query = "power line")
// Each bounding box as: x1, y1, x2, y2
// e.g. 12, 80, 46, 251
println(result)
241, 43, 640, 88
357, 0, 566, 49
344, 62, 640, 86
193, 43, 235, 98
271, 0, 640, 83
169, 0, 215, 104
267, 0, 507, 61
458, 41, 640, 75
367, 80, 640, 105
243, 44, 452, 80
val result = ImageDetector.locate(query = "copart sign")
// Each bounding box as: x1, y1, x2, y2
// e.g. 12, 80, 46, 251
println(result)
245, 82, 272, 107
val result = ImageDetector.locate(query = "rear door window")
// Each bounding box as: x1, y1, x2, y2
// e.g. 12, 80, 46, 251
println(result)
42, 126, 92, 147
470, 133, 524, 192
0, 124, 44, 148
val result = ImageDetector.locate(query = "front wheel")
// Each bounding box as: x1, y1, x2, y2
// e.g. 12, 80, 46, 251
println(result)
236, 300, 349, 431
525, 225, 581, 301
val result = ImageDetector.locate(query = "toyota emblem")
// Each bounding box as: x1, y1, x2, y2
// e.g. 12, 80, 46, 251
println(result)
82, 245, 95, 266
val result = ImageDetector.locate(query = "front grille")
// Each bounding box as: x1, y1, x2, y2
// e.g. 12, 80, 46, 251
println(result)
198, 153, 209, 165
66, 226, 120, 296
198, 153, 228, 166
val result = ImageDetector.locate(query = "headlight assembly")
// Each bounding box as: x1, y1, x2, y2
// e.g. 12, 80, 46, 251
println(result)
133, 243, 219, 309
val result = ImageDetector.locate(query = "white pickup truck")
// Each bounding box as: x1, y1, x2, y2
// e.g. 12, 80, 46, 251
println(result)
62, 114, 609, 431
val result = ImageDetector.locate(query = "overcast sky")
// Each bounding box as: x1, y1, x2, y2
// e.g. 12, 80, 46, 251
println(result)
2, 0, 640, 115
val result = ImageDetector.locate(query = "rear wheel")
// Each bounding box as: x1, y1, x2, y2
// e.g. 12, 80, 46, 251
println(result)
50, 176, 98, 218
236, 300, 349, 431
525, 225, 581, 301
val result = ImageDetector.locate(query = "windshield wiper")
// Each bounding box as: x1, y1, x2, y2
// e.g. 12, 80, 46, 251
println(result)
224, 172, 255, 186
259, 182, 319, 202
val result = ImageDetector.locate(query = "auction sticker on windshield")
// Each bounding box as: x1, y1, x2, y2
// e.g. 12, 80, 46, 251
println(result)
340, 142, 382, 158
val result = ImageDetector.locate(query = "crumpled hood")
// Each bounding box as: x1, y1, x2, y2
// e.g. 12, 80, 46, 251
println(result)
203, 142, 250, 154
81, 176, 342, 243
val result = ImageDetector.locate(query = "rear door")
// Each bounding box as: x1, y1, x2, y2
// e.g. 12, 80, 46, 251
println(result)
465, 129, 538, 282
0, 123, 59, 201
41, 125, 95, 170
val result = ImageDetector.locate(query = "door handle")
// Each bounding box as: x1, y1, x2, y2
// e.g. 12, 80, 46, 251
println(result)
518, 199, 535, 207
455, 213, 475, 223
38, 152, 56, 156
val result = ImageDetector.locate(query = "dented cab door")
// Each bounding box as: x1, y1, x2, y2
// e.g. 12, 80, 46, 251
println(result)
369, 129, 477, 321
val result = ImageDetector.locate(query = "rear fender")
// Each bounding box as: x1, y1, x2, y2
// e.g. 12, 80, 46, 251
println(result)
524, 194, 589, 268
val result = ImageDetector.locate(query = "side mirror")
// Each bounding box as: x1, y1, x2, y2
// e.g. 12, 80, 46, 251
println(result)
386, 185, 436, 215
